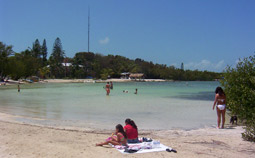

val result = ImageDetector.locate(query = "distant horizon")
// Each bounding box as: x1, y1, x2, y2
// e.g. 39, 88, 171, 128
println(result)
1, 0, 255, 72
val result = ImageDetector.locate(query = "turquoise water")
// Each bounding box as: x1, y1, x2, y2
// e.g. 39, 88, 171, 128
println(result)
0, 81, 219, 130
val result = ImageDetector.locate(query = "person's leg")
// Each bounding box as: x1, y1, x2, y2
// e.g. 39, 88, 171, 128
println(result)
216, 107, 221, 128
221, 109, 226, 129
96, 140, 120, 146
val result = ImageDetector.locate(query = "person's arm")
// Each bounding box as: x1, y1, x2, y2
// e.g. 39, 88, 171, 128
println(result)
213, 94, 218, 110
111, 132, 117, 141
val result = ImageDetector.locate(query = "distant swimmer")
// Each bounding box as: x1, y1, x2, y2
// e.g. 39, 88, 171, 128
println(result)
123, 90, 128, 93
18, 84, 20, 92
110, 81, 113, 89
134, 88, 138, 94
105, 82, 110, 95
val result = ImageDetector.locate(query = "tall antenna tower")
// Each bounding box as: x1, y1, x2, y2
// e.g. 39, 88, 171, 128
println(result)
88, 6, 90, 53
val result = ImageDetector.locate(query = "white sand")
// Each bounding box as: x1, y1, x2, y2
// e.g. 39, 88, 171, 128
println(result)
44, 78, 167, 83
0, 112, 254, 158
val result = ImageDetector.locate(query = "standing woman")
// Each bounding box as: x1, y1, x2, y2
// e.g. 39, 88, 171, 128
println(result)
124, 118, 139, 143
213, 87, 226, 129
105, 82, 110, 95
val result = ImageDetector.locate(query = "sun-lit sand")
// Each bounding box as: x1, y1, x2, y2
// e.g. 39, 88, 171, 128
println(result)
0, 112, 254, 158
43, 78, 166, 83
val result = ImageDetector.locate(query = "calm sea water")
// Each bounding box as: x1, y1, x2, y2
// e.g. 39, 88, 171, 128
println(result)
0, 81, 219, 130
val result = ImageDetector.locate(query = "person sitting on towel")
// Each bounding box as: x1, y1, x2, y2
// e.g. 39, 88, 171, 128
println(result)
124, 118, 139, 143
96, 124, 127, 146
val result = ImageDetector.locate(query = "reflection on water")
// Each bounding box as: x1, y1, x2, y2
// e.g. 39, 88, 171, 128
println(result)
0, 81, 220, 130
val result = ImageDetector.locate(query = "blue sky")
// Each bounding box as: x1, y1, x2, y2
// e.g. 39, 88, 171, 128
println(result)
1, 0, 255, 72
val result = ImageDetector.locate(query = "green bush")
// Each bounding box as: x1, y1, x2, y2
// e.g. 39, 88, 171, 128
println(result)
242, 121, 255, 142
221, 55, 255, 142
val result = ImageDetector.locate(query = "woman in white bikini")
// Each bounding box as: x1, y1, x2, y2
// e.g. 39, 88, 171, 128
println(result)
213, 87, 226, 129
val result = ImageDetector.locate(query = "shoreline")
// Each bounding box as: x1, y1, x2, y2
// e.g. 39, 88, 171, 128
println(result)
0, 111, 234, 132
0, 112, 255, 158
0, 112, 216, 133
44, 78, 167, 83
1, 78, 178, 85
0, 78, 217, 86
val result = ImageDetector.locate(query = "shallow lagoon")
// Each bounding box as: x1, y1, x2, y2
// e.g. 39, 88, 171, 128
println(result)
0, 81, 219, 130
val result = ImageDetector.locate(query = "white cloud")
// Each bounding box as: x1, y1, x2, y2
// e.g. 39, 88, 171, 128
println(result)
185, 60, 225, 72
99, 37, 109, 44
215, 60, 225, 69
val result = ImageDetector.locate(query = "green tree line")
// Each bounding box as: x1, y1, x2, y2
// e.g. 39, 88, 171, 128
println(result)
0, 38, 221, 81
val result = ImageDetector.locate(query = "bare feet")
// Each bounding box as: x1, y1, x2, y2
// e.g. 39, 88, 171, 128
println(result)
96, 143, 103, 146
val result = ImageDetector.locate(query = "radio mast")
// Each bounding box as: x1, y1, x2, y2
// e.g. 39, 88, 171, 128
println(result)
88, 7, 90, 53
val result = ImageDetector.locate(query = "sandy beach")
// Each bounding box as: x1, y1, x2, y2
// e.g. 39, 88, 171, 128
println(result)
44, 78, 166, 83
0, 115, 254, 158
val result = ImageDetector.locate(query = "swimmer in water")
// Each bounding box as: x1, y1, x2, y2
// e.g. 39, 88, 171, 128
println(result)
18, 84, 20, 92
134, 88, 138, 94
105, 82, 110, 95
110, 81, 113, 89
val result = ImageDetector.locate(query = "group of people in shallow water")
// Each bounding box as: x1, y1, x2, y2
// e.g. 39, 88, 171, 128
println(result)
104, 82, 138, 95
96, 118, 139, 146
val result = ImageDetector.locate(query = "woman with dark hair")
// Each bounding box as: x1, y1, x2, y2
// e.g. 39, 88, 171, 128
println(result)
124, 118, 139, 143
105, 82, 110, 95
96, 124, 127, 146
213, 87, 226, 129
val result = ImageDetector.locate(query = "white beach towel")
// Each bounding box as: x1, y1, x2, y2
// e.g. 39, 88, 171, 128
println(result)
114, 142, 172, 154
